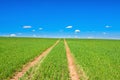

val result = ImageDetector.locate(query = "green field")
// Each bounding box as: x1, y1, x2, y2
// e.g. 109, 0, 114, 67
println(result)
0, 37, 120, 80
0, 37, 57, 80
20, 40, 70, 80
67, 39, 120, 80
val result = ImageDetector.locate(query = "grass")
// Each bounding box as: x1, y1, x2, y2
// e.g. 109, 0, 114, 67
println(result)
20, 40, 70, 80
0, 37, 57, 80
0, 37, 120, 80
67, 39, 120, 80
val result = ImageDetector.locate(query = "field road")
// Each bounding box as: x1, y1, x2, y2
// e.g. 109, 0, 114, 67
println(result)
64, 39, 80, 80
10, 40, 60, 80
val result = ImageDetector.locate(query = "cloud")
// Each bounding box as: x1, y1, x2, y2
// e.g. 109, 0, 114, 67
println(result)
32, 29, 35, 32
10, 34, 16, 37
23, 26, 32, 29
39, 28, 43, 30
105, 25, 111, 28
75, 29, 80, 33
66, 26, 72, 29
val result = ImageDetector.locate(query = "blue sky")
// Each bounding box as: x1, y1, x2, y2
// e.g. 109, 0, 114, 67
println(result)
0, 0, 120, 38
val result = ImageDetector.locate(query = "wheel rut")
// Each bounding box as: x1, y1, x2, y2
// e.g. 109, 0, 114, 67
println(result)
64, 39, 80, 80
10, 40, 59, 80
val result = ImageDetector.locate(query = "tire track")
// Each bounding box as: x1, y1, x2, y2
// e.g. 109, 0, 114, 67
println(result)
64, 39, 80, 80
10, 40, 60, 80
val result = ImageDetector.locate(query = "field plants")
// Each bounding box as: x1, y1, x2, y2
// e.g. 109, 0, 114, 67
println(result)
0, 37, 57, 80
1, 37, 119, 80
20, 40, 70, 80
67, 39, 120, 80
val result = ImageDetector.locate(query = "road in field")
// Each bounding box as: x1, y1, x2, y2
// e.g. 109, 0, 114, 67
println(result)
10, 40, 59, 80
66, 39, 120, 80
64, 39, 80, 80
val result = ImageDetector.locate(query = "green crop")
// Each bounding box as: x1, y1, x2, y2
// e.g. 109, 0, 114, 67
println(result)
1, 37, 120, 80
0, 37, 57, 80
67, 39, 120, 80
20, 40, 70, 80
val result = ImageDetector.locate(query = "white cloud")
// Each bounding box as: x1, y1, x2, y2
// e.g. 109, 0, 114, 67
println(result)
23, 26, 32, 29
10, 34, 16, 37
32, 29, 35, 32
105, 25, 111, 28
66, 26, 72, 29
75, 29, 80, 33
39, 28, 43, 30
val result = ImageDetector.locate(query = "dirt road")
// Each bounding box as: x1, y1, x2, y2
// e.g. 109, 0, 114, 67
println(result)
10, 40, 59, 80
64, 39, 80, 80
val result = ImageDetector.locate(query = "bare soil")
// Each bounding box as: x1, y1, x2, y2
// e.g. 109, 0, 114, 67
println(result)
10, 40, 59, 80
64, 39, 80, 80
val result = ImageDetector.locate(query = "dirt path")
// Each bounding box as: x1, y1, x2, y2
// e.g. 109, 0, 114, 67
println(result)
64, 39, 80, 80
10, 40, 59, 80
